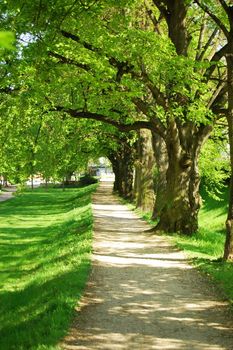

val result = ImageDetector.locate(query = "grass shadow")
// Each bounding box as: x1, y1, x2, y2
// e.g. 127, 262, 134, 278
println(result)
0, 184, 97, 349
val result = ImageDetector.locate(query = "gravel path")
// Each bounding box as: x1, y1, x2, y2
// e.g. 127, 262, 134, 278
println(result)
0, 187, 16, 202
62, 181, 233, 350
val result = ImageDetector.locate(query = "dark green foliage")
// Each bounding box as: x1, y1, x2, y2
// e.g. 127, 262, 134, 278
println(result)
78, 174, 98, 186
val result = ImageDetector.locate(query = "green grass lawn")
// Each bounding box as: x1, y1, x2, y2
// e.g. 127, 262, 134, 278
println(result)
0, 184, 97, 350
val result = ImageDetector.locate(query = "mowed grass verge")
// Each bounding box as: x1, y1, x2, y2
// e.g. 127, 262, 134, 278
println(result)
0, 184, 97, 350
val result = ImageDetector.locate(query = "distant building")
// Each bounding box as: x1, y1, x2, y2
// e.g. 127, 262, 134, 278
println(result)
88, 165, 113, 177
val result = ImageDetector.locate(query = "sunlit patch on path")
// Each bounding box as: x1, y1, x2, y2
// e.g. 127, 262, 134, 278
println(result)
62, 182, 233, 350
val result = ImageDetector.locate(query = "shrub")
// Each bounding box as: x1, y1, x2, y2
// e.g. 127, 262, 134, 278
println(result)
79, 174, 98, 186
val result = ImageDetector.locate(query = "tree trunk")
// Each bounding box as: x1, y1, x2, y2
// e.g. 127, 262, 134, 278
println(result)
111, 158, 123, 194
155, 120, 211, 234
45, 178, 48, 191
31, 175, 34, 190
109, 141, 135, 199
134, 129, 155, 212
156, 153, 200, 234
122, 153, 134, 199
165, 0, 188, 56
224, 52, 233, 260
151, 132, 168, 219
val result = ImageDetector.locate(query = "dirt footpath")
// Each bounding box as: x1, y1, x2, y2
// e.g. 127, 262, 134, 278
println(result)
62, 182, 233, 350
0, 187, 16, 202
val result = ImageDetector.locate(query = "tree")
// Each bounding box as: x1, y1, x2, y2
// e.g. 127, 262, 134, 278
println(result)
194, 0, 233, 259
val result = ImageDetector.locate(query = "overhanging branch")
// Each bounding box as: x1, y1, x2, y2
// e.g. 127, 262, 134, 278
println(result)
53, 105, 163, 134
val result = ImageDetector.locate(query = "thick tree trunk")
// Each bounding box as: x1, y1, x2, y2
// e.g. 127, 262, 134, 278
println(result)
165, 0, 188, 56
156, 152, 200, 234
155, 120, 211, 235
152, 1, 188, 55
109, 142, 135, 199
134, 129, 155, 212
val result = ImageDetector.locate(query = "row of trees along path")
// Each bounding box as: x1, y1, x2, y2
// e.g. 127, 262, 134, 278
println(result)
1, 1, 233, 259
61, 181, 233, 350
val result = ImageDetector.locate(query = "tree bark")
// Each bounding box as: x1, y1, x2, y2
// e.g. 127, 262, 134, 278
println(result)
151, 132, 168, 219
153, 0, 188, 56
109, 141, 135, 199
134, 129, 155, 212
224, 50, 233, 260
155, 120, 211, 234
111, 157, 123, 194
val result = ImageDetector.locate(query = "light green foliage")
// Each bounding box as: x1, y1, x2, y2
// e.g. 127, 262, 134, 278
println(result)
0, 0, 216, 127
199, 131, 230, 200
0, 184, 97, 349
0, 31, 15, 50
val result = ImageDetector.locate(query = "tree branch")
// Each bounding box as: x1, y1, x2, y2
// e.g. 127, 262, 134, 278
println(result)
144, 1, 163, 34
195, 13, 207, 61
197, 27, 219, 62
53, 106, 158, 133
194, 0, 229, 38
48, 51, 90, 70
61, 30, 100, 53
133, 97, 166, 137
207, 78, 227, 109
204, 43, 228, 80
218, 0, 229, 14
152, 0, 168, 20
140, 63, 167, 109
60, 30, 134, 82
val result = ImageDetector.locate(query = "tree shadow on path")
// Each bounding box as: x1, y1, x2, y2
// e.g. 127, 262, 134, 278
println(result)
62, 181, 233, 350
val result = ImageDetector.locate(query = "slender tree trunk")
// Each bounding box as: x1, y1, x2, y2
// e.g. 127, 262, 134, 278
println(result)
151, 132, 168, 219
45, 178, 48, 191
224, 53, 233, 260
110, 156, 123, 194
31, 175, 34, 190
122, 154, 134, 199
